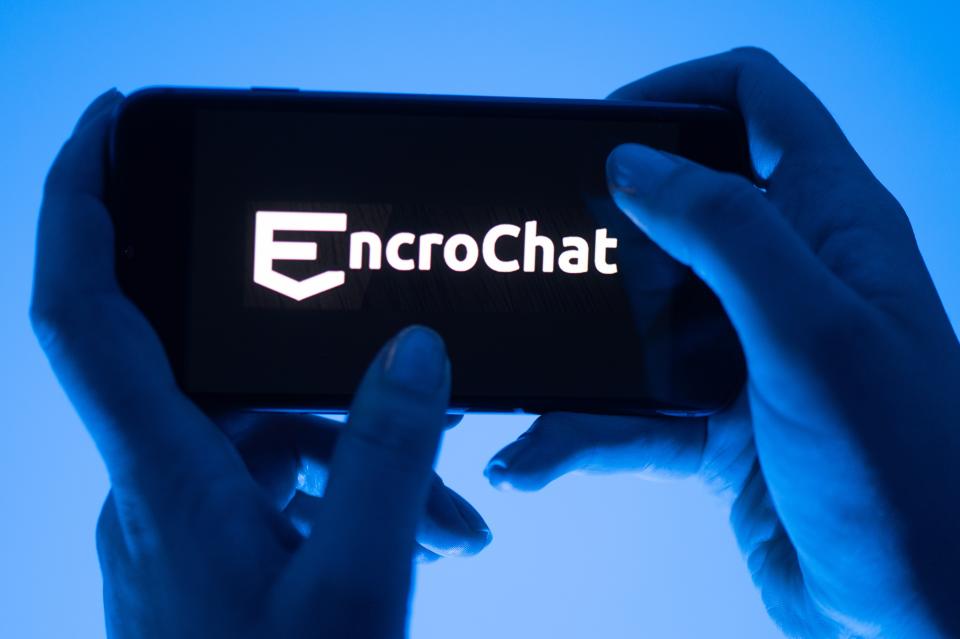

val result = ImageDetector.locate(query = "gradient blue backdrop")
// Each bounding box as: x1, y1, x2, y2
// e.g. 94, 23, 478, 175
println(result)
1, 2, 957, 637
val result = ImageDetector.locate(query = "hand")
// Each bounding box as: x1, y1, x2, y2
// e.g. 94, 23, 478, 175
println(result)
485, 48, 960, 638
31, 90, 490, 638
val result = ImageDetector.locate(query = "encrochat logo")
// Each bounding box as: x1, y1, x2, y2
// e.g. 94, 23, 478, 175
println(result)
253, 210, 619, 301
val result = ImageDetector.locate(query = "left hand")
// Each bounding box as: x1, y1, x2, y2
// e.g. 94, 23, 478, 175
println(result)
31, 89, 490, 639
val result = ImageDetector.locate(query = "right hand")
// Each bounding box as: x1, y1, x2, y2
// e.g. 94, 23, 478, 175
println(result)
486, 48, 960, 637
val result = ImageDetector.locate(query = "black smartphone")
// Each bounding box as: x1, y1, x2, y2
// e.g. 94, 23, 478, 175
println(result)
108, 87, 748, 415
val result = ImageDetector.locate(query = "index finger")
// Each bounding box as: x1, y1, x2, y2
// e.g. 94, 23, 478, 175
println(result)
609, 47, 862, 182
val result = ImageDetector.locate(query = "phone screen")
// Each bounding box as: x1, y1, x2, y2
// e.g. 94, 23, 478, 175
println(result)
112, 91, 746, 413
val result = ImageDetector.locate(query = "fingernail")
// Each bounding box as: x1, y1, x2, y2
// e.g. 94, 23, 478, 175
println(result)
484, 458, 512, 490
483, 428, 535, 486
449, 491, 493, 543
383, 325, 447, 393
484, 458, 507, 476
607, 143, 679, 198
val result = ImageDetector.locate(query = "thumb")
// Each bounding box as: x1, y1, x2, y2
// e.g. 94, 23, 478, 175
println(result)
606, 143, 855, 365
485, 412, 706, 492
272, 326, 450, 636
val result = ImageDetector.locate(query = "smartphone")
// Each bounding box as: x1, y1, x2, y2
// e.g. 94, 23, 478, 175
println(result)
108, 87, 748, 415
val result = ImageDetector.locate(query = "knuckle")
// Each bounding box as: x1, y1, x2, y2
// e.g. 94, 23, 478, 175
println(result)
528, 415, 593, 463
697, 178, 762, 230
650, 160, 701, 212
540, 415, 585, 445
664, 166, 761, 235
344, 410, 441, 469
348, 418, 428, 455
654, 168, 768, 270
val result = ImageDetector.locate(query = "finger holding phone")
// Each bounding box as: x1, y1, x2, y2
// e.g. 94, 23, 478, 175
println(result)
31, 91, 489, 639
34, 50, 960, 639
486, 48, 960, 637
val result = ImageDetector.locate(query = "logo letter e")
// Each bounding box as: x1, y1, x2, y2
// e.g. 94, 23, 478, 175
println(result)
253, 211, 347, 301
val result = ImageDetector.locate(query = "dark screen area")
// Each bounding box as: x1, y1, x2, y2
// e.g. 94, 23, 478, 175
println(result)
112, 90, 746, 413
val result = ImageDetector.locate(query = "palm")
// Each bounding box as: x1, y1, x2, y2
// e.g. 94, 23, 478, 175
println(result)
702, 392, 873, 638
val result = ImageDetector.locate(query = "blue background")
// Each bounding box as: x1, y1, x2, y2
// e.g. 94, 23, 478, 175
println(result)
1, 1, 957, 637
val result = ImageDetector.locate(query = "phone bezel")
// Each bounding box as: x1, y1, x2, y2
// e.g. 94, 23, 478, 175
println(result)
108, 87, 750, 415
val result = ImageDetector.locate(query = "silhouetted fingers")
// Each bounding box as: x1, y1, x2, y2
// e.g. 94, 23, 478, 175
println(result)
606, 143, 864, 380
420, 476, 491, 557
485, 412, 706, 492
282, 480, 489, 562
608, 47, 859, 182
223, 411, 490, 556
222, 412, 338, 509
